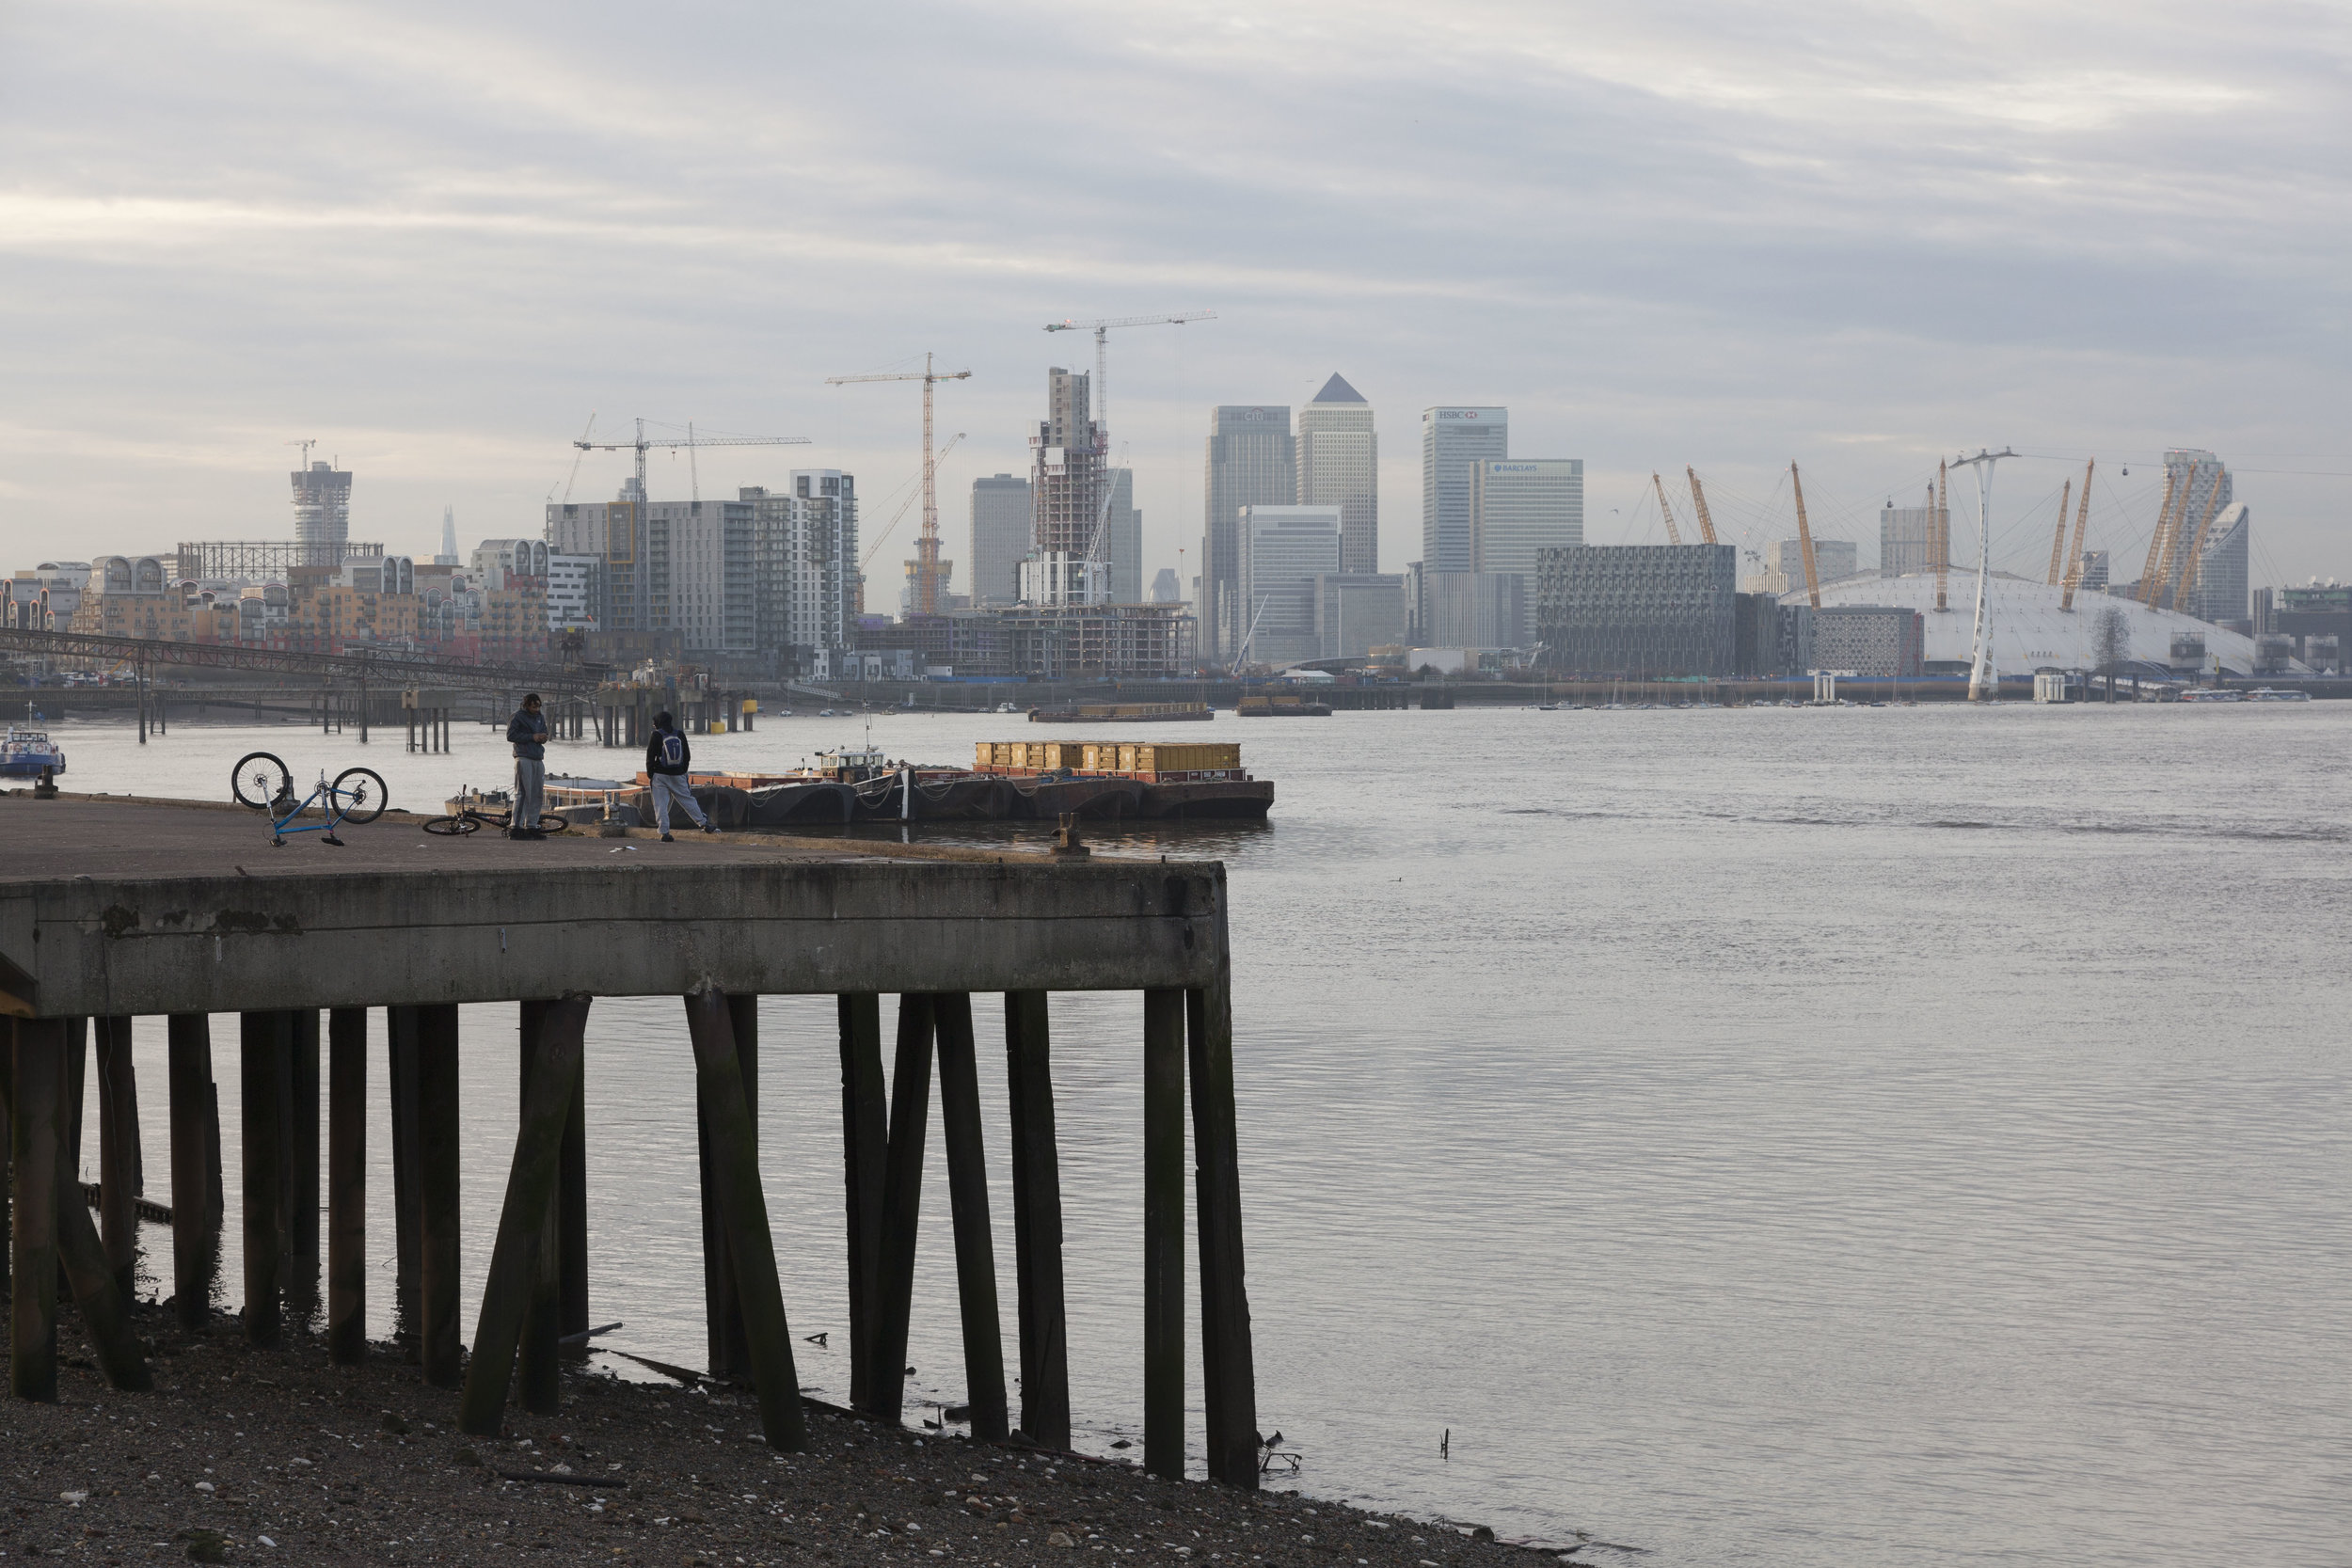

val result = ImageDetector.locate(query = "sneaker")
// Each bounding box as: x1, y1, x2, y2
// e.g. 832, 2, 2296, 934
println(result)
660, 832, 675, 842
700, 822, 719, 833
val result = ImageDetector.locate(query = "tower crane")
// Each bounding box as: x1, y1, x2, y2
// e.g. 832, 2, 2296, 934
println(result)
2059, 458, 2094, 610
1041, 311, 1215, 432
573, 420, 811, 514
1788, 462, 1821, 609
1649, 474, 1683, 546
1683, 467, 1719, 545
826, 355, 971, 616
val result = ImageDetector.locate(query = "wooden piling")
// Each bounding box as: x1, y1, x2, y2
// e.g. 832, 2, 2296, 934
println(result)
0, 1036, 11, 1304
697, 994, 759, 1382
866, 994, 935, 1422
10, 1019, 64, 1401
387, 1006, 422, 1349
238, 1011, 287, 1348
1188, 974, 1259, 1489
167, 1014, 219, 1330
515, 1001, 564, 1409
680, 990, 806, 1450
93, 1015, 141, 1299
288, 1010, 322, 1325
327, 1007, 367, 1365
1003, 990, 1070, 1449
1142, 988, 1186, 1480
414, 1003, 464, 1388
53, 1123, 153, 1391
560, 1025, 588, 1343
460, 996, 590, 1434
933, 992, 1009, 1441
837, 993, 887, 1409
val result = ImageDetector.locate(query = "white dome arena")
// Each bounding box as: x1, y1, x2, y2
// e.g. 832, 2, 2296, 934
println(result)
1810, 570, 2296, 673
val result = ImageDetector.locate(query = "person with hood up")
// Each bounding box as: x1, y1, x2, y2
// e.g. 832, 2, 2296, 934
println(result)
645, 710, 718, 841
505, 691, 549, 839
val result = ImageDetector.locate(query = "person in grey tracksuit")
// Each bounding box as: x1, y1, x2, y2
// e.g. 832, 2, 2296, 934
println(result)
506, 692, 549, 837
645, 710, 717, 840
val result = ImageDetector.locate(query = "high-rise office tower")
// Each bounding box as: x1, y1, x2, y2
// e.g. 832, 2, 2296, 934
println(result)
1030, 367, 1104, 559
1880, 486, 1936, 577
969, 474, 1032, 607
292, 459, 353, 559
1297, 373, 1378, 574
1469, 460, 1582, 575
2150, 448, 2232, 610
2187, 503, 2250, 628
1202, 405, 1296, 657
1104, 467, 1142, 603
1237, 504, 1342, 667
437, 506, 460, 566
1422, 408, 1507, 575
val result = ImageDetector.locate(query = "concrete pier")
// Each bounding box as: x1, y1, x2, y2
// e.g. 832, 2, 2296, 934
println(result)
0, 795, 1260, 1485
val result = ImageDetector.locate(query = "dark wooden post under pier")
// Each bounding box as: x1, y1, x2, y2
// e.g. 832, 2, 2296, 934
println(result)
933, 991, 1009, 1441
515, 1000, 568, 1410
1188, 973, 1259, 1489
238, 1011, 288, 1348
1, 1034, 12, 1305
415, 1003, 464, 1388
1003, 990, 1071, 1449
287, 1010, 322, 1326
10, 1018, 64, 1401
462, 996, 591, 1434
681, 989, 806, 1450
387, 1006, 423, 1350
327, 1007, 368, 1364
93, 1015, 141, 1300
1143, 988, 1187, 1480
560, 1024, 589, 1345
697, 994, 759, 1383
866, 993, 935, 1422
167, 1014, 220, 1330
837, 993, 887, 1409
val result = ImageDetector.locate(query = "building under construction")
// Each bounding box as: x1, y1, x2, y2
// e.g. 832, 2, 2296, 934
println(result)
1030, 367, 1105, 562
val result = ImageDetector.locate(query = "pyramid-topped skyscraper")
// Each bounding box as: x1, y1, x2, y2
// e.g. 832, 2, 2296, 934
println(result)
1297, 373, 1377, 573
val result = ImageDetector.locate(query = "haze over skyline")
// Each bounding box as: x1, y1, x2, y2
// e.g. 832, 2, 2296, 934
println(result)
4, 0, 2344, 591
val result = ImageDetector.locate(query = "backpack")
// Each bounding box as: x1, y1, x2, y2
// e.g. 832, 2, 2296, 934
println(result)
660, 732, 685, 768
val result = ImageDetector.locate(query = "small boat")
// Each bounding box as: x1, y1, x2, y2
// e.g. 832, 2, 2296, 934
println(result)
2244, 687, 2312, 702
0, 725, 66, 778
2177, 688, 2245, 704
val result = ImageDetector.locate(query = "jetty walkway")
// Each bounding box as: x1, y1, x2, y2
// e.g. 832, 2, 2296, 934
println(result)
0, 794, 1257, 1487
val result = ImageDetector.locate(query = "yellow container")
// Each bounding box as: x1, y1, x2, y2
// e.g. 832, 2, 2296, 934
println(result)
1080, 743, 1108, 772
976, 741, 995, 768
1116, 743, 1138, 772
1133, 742, 1241, 773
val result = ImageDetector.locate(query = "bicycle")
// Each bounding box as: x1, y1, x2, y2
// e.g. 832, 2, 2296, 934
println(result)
230, 752, 389, 847
423, 804, 571, 836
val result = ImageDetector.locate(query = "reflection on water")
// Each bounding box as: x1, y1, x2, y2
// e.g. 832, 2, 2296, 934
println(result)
49, 703, 2352, 1567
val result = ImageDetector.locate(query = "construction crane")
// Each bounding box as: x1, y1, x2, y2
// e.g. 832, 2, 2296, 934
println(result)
2137, 465, 2184, 608
2045, 480, 2074, 585
859, 433, 965, 575
1041, 311, 1215, 432
288, 438, 317, 468
826, 355, 971, 617
2171, 465, 2232, 614
2059, 458, 2095, 610
1788, 462, 1821, 609
1650, 473, 1683, 546
552, 412, 599, 505
1934, 460, 1951, 612
1683, 467, 1719, 545
573, 420, 811, 516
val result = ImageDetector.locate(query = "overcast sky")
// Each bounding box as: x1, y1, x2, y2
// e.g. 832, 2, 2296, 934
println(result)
4, 0, 2346, 594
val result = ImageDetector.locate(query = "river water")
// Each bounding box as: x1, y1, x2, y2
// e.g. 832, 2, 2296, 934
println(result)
25, 699, 2350, 1566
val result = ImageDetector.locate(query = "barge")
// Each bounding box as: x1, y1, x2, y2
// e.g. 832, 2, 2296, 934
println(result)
1029, 701, 1213, 723
564, 741, 1274, 828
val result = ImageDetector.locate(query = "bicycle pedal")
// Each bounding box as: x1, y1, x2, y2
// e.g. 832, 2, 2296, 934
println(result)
322, 835, 346, 847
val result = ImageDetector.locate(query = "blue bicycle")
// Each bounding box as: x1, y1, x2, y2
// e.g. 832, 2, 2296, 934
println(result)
230, 752, 389, 847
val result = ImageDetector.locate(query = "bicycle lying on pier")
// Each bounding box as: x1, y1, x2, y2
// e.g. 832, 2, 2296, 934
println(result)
422, 805, 570, 836
230, 752, 389, 847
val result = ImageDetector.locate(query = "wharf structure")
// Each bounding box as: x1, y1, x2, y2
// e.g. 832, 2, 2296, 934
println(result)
0, 797, 1259, 1487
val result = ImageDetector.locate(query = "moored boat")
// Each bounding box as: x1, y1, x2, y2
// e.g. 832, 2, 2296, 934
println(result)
0, 726, 66, 778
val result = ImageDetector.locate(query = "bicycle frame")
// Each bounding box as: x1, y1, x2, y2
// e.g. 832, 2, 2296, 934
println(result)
272, 772, 362, 847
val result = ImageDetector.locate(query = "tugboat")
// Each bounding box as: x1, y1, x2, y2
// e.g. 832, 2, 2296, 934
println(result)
0, 716, 66, 779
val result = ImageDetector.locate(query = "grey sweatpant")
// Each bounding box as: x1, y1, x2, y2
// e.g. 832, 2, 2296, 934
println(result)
650, 772, 709, 832
514, 757, 545, 829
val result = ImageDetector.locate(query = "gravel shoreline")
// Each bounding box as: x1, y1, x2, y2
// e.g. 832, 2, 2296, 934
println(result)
4, 1305, 1587, 1566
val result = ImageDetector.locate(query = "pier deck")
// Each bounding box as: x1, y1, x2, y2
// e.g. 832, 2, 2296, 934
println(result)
0, 794, 1256, 1487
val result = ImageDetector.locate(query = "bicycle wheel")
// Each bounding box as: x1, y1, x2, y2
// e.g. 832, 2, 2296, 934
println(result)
422, 814, 480, 835
332, 768, 389, 825
230, 752, 292, 811
536, 815, 571, 834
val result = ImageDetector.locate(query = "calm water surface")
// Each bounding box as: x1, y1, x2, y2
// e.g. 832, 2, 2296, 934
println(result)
38, 700, 2351, 1566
